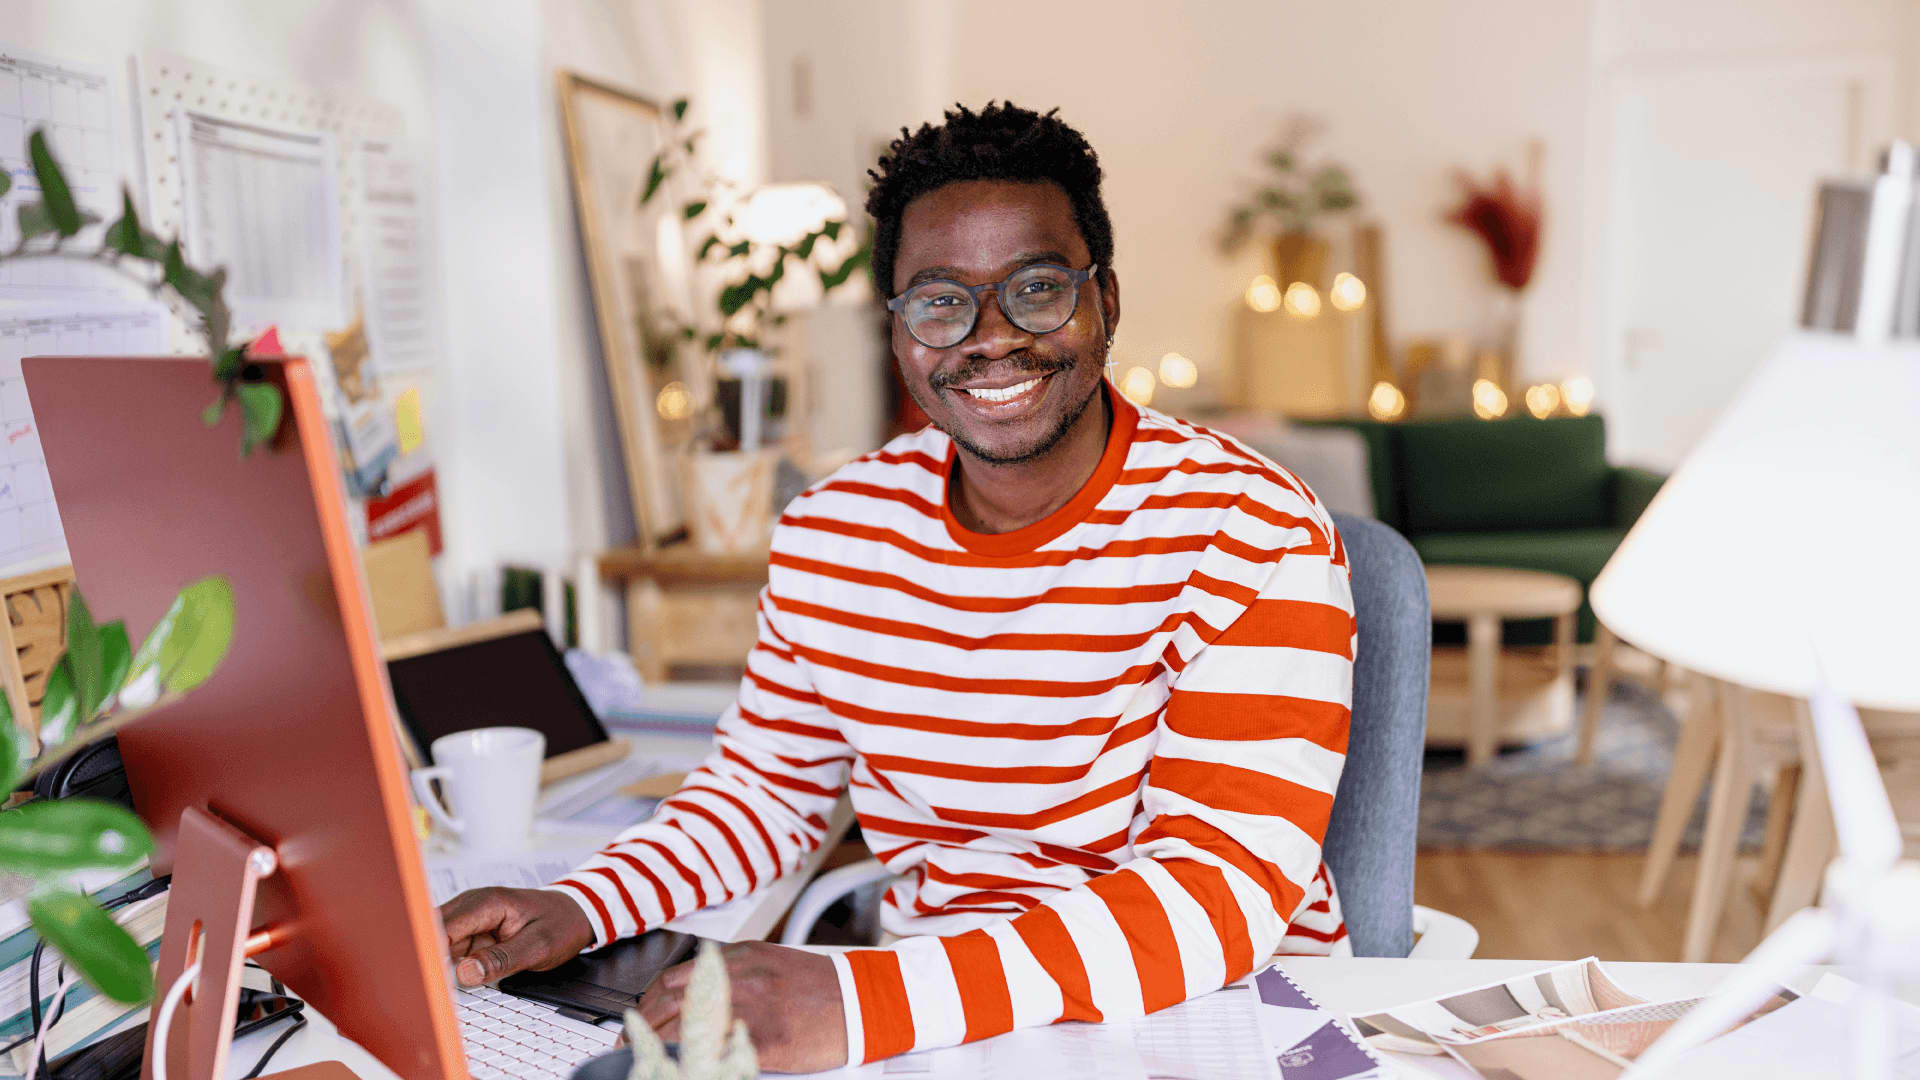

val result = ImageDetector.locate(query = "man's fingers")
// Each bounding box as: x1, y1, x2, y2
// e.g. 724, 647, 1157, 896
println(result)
439, 889, 513, 945
639, 981, 682, 1030
652, 1015, 681, 1044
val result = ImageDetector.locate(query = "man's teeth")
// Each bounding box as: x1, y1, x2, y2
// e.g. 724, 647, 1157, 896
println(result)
964, 377, 1042, 403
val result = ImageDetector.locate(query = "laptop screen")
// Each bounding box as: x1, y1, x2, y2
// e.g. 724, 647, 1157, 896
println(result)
386, 627, 609, 759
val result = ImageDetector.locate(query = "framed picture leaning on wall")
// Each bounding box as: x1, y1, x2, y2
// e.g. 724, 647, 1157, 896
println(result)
556, 71, 705, 545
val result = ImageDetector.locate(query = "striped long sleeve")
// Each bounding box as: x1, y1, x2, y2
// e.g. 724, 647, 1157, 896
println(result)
828, 486, 1352, 1062
549, 595, 853, 944
547, 386, 1354, 1065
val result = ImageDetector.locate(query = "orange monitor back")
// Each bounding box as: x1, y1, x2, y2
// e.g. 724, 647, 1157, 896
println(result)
27, 356, 465, 1080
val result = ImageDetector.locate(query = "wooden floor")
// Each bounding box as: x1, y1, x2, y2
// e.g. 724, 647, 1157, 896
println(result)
1415, 850, 1771, 963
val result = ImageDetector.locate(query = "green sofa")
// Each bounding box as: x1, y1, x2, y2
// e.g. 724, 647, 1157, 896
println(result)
1301, 414, 1665, 643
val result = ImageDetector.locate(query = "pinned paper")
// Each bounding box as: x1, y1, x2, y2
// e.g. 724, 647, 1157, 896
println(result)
395, 386, 425, 454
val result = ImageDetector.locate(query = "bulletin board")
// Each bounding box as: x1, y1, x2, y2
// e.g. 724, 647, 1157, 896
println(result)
131, 52, 444, 547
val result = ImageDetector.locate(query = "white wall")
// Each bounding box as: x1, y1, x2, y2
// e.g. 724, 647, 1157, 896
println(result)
765, 0, 1920, 462
765, 0, 1598, 414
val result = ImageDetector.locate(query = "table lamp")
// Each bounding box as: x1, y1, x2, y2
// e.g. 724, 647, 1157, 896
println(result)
1589, 332, 1920, 713
1597, 143, 1920, 1079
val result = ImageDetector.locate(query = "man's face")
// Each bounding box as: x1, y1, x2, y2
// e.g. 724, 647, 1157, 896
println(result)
889, 180, 1118, 465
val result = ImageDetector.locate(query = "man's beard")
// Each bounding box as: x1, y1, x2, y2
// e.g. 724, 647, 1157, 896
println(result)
921, 343, 1107, 466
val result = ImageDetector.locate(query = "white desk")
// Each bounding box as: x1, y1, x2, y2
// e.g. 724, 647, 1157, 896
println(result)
226, 958, 1858, 1079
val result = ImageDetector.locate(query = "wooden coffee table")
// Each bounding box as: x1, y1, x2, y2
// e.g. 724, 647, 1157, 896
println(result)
1425, 566, 1584, 766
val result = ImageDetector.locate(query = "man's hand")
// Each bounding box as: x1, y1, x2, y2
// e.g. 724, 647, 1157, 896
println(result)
637, 940, 847, 1073
439, 886, 596, 987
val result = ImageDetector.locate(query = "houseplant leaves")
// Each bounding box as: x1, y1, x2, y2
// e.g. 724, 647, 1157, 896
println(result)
28, 888, 154, 1005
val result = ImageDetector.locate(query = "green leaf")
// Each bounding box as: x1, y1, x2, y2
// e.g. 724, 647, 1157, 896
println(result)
213, 346, 244, 382
671, 98, 688, 122
201, 394, 227, 428
65, 591, 104, 720
794, 231, 820, 260
0, 169, 9, 197
678, 326, 698, 342
764, 258, 786, 288
0, 799, 153, 875
726, 240, 750, 258
27, 129, 81, 237
38, 661, 77, 748
104, 187, 144, 257
155, 576, 236, 694
28, 888, 155, 1005
718, 276, 762, 317
703, 332, 725, 352
640, 157, 668, 205
681, 200, 707, 221
17, 201, 54, 244
695, 235, 722, 260
236, 382, 283, 455
162, 242, 218, 312
821, 219, 844, 241
0, 697, 24, 794
818, 245, 871, 292
95, 622, 130, 716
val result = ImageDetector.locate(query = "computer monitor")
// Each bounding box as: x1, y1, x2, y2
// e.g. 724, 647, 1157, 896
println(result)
28, 356, 465, 1080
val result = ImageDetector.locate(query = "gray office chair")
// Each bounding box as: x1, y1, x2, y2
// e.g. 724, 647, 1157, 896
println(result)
781, 512, 1475, 958
1322, 511, 1428, 956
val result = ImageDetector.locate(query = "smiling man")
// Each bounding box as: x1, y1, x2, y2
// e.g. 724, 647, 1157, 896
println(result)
439, 102, 1355, 1072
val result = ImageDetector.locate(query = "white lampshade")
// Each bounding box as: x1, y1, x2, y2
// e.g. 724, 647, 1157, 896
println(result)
738, 181, 847, 247
1590, 332, 1920, 710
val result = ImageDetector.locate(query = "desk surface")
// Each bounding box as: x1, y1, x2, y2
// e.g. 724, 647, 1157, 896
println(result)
226, 957, 1851, 1079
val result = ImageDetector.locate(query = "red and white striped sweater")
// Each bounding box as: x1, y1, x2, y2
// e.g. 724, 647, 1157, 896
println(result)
551, 386, 1355, 1063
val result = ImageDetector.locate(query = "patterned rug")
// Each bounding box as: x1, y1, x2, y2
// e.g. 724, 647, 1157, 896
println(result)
1418, 672, 1769, 851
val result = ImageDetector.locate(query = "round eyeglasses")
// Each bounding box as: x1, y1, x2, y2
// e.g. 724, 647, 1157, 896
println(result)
886, 263, 1099, 349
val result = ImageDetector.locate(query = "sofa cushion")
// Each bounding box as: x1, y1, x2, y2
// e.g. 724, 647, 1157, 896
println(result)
1296, 418, 1402, 531
1399, 415, 1611, 533
1412, 528, 1625, 586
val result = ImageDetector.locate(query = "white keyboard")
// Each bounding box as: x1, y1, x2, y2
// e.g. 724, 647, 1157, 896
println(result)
456, 984, 621, 1079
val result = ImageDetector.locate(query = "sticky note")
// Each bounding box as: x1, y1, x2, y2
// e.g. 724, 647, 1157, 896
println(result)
395, 387, 425, 453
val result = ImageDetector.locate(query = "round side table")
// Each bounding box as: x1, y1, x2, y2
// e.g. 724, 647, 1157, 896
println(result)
1425, 566, 1584, 766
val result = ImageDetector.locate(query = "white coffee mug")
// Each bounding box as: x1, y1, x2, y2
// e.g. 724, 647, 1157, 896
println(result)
409, 726, 545, 853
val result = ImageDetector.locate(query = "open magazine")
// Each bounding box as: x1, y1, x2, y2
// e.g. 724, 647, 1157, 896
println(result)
1349, 958, 1797, 1079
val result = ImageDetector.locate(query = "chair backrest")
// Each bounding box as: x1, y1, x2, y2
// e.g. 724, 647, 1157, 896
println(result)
1323, 512, 1429, 956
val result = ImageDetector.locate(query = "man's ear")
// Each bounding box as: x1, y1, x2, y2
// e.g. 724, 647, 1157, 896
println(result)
1098, 267, 1121, 339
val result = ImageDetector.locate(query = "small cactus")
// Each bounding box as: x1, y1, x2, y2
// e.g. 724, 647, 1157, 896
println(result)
625, 941, 759, 1080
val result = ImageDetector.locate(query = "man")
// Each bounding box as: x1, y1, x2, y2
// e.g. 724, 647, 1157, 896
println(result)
440, 102, 1354, 1072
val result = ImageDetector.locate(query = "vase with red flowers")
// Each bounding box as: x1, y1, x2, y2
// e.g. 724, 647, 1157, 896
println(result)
1446, 142, 1544, 393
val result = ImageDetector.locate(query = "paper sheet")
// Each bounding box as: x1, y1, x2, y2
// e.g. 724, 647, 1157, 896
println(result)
424, 838, 606, 907
0, 303, 167, 575
0, 44, 127, 299
794, 965, 1379, 1080
355, 138, 435, 373
172, 109, 345, 330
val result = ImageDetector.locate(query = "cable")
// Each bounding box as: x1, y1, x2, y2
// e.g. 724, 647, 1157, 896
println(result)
21, 969, 74, 1080
241, 1013, 308, 1079
150, 960, 201, 1080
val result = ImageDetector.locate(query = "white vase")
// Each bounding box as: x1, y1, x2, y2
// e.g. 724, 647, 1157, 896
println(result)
683, 449, 778, 554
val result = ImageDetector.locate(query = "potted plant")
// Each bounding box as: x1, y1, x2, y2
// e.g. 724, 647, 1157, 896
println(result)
0, 127, 261, 1060
1219, 116, 1361, 288
636, 100, 869, 553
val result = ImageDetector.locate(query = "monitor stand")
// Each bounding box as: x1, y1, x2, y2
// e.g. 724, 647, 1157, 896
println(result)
142, 806, 367, 1080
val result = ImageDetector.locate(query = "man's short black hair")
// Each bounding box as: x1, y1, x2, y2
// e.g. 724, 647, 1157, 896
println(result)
865, 102, 1113, 300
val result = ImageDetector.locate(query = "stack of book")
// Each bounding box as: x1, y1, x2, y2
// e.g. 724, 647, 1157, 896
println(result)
0, 863, 166, 1072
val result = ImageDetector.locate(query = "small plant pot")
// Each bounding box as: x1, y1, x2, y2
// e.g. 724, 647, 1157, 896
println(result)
682, 449, 779, 554
1271, 230, 1330, 290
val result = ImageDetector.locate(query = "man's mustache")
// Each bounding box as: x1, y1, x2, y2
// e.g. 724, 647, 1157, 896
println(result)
929, 351, 1075, 390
